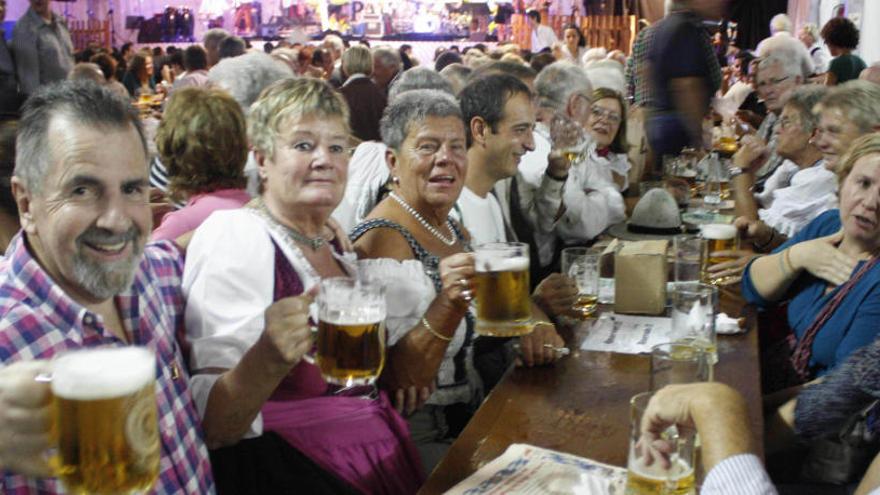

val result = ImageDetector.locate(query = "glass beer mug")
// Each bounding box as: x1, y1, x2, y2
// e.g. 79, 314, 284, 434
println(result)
49, 347, 160, 495
473, 242, 532, 337
315, 277, 386, 387
625, 392, 696, 495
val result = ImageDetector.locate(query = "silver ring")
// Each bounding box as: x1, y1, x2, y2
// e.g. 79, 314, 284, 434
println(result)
542, 344, 571, 356
459, 278, 469, 288
461, 288, 473, 302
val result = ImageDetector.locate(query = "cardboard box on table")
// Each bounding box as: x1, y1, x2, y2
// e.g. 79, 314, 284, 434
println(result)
614, 240, 668, 315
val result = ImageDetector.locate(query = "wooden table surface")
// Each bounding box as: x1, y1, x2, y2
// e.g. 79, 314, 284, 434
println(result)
418, 286, 763, 494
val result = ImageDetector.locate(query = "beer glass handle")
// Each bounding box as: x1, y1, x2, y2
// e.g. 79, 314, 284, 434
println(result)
661, 427, 682, 495
301, 325, 319, 365
34, 372, 53, 383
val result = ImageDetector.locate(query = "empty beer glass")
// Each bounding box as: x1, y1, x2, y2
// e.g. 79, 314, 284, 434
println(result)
625, 392, 697, 495
474, 242, 532, 337
561, 247, 600, 318
672, 235, 703, 286
650, 342, 713, 391
316, 278, 386, 387
670, 282, 718, 365
49, 347, 160, 495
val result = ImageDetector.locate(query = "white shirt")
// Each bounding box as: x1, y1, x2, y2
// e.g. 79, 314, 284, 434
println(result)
554, 140, 626, 244
808, 43, 830, 74
584, 142, 631, 192
331, 141, 390, 234
182, 208, 357, 437
758, 160, 838, 237
531, 24, 559, 53
357, 258, 475, 405
456, 187, 507, 246
754, 160, 799, 209
701, 454, 777, 495
720, 80, 754, 112
508, 127, 567, 267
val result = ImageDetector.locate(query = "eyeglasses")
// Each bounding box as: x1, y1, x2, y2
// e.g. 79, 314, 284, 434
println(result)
778, 116, 801, 131
590, 106, 622, 124
756, 76, 791, 89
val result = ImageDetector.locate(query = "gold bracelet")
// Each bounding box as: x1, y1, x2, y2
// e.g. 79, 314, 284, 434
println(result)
533, 320, 555, 329
422, 316, 452, 342
780, 248, 795, 275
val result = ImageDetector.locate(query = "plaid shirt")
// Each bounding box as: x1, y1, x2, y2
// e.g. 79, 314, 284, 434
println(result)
0, 234, 215, 495
626, 25, 655, 107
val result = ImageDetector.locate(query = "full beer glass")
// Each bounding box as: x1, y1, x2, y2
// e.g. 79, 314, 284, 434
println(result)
316, 277, 386, 387
474, 242, 532, 337
625, 392, 696, 495
561, 247, 600, 318
701, 223, 739, 285
50, 347, 159, 495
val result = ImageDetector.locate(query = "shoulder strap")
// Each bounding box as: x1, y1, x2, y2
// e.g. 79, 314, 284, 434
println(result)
350, 218, 433, 264
791, 257, 880, 380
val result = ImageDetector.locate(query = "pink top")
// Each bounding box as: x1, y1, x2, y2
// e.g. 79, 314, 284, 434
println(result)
152, 188, 251, 241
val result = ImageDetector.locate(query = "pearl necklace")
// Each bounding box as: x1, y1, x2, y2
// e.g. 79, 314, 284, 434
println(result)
388, 192, 457, 246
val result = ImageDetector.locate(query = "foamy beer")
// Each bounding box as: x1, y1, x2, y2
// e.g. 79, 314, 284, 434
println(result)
474, 242, 532, 337
625, 392, 696, 495
701, 223, 739, 285
50, 347, 159, 494
316, 278, 386, 387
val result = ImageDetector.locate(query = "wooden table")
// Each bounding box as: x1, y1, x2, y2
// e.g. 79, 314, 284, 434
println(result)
418, 287, 763, 494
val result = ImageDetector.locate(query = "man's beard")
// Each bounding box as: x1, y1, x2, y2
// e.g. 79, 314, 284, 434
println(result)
71, 226, 144, 299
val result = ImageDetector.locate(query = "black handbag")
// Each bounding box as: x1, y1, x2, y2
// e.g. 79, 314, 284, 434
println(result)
799, 400, 880, 485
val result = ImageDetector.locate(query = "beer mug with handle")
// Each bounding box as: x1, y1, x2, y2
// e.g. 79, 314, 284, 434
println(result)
48, 347, 160, 495
474, 242, 532, 337
625, 392, 696, 495
315, 277, 386, 387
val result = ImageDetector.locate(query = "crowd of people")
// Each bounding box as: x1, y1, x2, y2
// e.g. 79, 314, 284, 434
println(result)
1, 0, 880, 493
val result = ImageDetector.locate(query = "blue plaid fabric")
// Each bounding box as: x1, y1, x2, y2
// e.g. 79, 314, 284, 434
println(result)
0, 234, 214, 494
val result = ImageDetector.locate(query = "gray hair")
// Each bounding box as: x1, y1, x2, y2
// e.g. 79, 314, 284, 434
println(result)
372, 46, 402, 71
388, 66, 454, 101
757, 53, 802, 81
770, 13, 792, 34
439, 63, 472, 95
68, 63, 105, 84
535, 61, 592, 111
208, 51, 293, 113
203, 28, 229, 50
380, 89, 462, 152
322, 34, 345, 57
800, 23, 820, 41
784, 85, 828, 133
821, 80, 880, 133
15, 80, 146, 194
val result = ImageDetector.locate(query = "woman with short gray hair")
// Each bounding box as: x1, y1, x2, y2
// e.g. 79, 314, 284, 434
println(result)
351, 89, 477, 473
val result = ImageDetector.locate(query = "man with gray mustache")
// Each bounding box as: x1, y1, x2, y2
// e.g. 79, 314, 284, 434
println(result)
0, 80, 215, 493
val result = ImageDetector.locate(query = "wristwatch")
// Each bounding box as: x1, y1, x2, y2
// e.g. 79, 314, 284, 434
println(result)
728, 166, 744, 178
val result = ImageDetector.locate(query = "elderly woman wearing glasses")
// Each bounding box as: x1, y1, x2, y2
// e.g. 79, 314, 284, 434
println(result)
182, 78, 422, 495
583, 87, 631, 191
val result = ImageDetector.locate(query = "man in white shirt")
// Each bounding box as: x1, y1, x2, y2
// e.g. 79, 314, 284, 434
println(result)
524, 61, 626, 255
457, 73, 577, 319
732, 85, 835, 247
527, 10, 558, 54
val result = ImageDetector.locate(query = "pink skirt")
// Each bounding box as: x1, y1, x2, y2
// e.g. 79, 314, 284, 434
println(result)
261, 391, 425, 495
